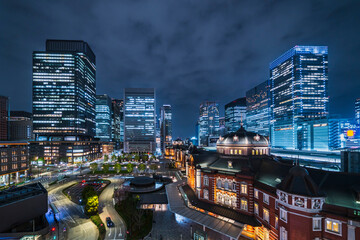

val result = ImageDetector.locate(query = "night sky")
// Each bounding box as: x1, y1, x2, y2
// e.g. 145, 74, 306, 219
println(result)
1, 0, 359, 139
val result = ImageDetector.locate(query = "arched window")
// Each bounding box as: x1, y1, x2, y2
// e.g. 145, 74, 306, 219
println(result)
217, 179, 222, 188
203, 189, 209, 200
224, 180, 229, 190
224, 195, 230, 205
203, 176, 209, 186
232, 196, 237, 208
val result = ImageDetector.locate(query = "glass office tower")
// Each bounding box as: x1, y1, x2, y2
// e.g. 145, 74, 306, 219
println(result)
270, 46, 329, 150
246, 80, 271, 136
356, 98, 360, 126
32, 40, 96, 140
199, 101, 220, 146
160, 104, 172, 153
225, 97, 246, 133
124, 88, 155, 153
95, 94, 112, 142
111, 99, 122, 147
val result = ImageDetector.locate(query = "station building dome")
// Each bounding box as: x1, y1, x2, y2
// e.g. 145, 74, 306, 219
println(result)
216, 126, 269, 156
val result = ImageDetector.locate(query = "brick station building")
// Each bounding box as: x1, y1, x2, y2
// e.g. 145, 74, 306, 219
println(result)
181, 127, 360, 240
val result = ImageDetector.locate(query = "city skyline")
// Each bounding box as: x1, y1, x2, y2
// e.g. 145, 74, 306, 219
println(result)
1, 1, 360, 139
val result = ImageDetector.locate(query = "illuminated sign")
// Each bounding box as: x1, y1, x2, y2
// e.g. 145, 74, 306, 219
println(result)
347, 130, 355, 137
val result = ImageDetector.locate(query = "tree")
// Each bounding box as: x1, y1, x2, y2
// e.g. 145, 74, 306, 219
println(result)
141, 155, 149, 162
138, 163, 146, 172
85, 195, 99, 216
149, 164, 158, 171
90, 162, 98, 174
103, 163, 110, 173
104, 154, 109, 162
111, 154, 117, 162
134, 154, 140, 162
115, 163, 121, 174
82, 185, 97, 201
117, 155, 122, 163
126, 163, 134, 173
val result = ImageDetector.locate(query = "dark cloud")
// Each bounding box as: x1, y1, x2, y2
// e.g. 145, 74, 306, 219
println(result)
0, 0, 359, 138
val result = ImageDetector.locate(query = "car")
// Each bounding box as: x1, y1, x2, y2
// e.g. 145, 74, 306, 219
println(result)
106, 217, 114, 227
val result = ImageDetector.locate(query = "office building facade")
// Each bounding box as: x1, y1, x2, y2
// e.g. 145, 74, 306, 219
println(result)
0, 96, 9, 141
160, 104, 172, 153
199, 102, 220, 146
111, 99, 122, 147
225, 97, 246, 133
124, 88, 156, 153
270, 46, 329, 150
95, 94, 112, 142
9, 111, 33, 141
219, 116, 226, 137
356, 98, 360, 126
33, 40, 96, 141
246, 80, 271, 136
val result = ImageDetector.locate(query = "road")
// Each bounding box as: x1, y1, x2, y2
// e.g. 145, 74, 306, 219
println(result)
99, 178, 126, 240
48, 181, 99, 240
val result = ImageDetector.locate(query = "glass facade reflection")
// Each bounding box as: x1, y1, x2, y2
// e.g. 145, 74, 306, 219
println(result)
32, 40, 96, 140
160, 104, 172, 153
95, 94, 112, 142
199, 101, 219, 146
270, 46, 329, 150
124, 88, 155, 153
246, 80, 270, 136
225, 98, 246, 133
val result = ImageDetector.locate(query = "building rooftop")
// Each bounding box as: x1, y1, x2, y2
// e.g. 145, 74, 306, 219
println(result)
0, 183, 47, 207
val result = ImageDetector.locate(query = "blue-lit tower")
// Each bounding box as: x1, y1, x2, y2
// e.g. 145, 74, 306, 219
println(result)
32, 40, 96, 140
270, 46, 329, 150
95, 94, 112, 142
124, 88, 156, 153
225, 98, 246, 133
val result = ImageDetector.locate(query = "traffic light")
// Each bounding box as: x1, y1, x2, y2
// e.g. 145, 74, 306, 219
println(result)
51, 227, 56, 232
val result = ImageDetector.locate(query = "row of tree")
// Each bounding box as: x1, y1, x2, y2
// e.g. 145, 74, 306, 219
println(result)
104, 153, 156, 163
89, 162, 158, 174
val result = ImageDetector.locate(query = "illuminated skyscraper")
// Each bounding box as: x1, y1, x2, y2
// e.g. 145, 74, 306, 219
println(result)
95, 94, 112, 142
219, 116, 226, 136
0, 96, 9, 141
246, 80, 270, 136
225, 97, 246, 133
270, 46, 329, 149
199, 101, 219, 146
356, 98, 360, 125
32, 40, 96, 140
124, 88, 155, 153
111, 99, 122, 147
160, 104, 172, 152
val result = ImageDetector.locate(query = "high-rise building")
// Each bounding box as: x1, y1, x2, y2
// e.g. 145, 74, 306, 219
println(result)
111, 99, 122, 147
124, 88, 156, 153
0, 96, 9, 141
270, 46, 329, 150
160, 104, 172, 153
246, 80, 271, 136
33, 40, 96, 140
329, 118, 358, 149
95, 94, 112, 142
225, 97, 246, 133
9, 111, 33, 141
31, 40, 100, 164
219, 117, 226, 136
356, 98, 360, 125
112, 99, 124, 143
199, 101, 220, 146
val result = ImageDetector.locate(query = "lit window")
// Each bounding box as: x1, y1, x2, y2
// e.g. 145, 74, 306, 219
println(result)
254, 203, 259, 215
235, 149, 238, 154
241, 183, 247, 195
263, 208, 269, 222
275, 215, 279, 229
313, 218, 321, 231
203, 189, 209, 200
325, 219, 341, 234
263, 193, 269, 204
203, 176, 209, 186
230, 149, 233, 154
231, 196, 237, 208
280, 208, 287, 222
241, 199, 248, 211
254, 189, 259, 199
252, 150, 255, 155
